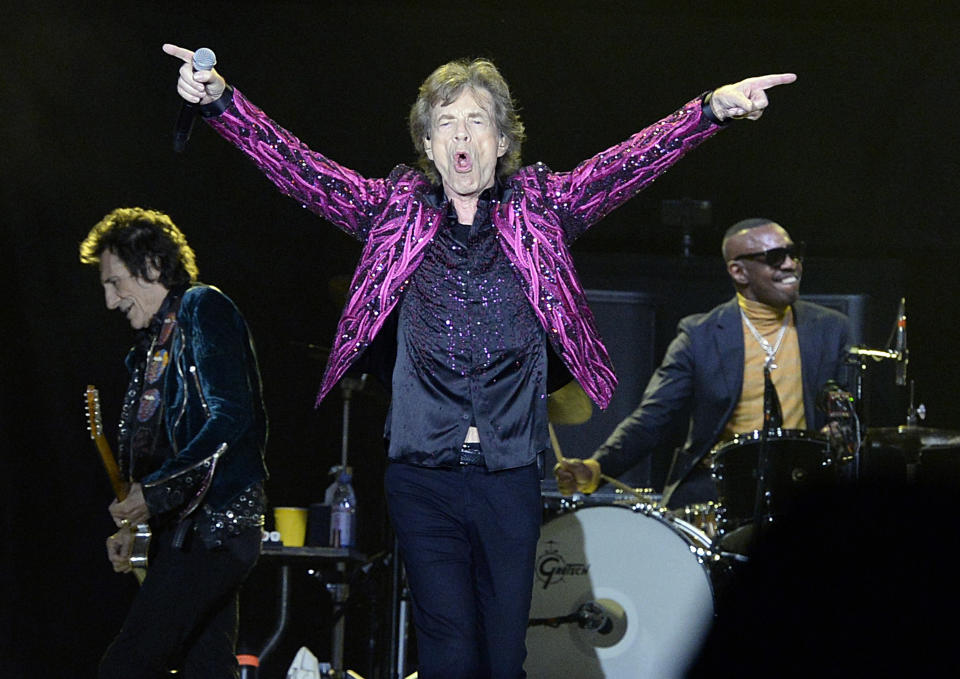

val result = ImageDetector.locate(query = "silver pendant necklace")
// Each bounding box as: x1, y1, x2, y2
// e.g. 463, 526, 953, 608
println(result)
740, 308, 789, 370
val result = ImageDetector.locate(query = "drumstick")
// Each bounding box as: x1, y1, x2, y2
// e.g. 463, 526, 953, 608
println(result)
599, 473, 649, 499
549, 423, 649, 502
548, 422, 564, 463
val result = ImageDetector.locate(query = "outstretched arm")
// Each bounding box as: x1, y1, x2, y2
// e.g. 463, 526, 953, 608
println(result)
708, 73, 797, 121
548, 73, 796, 240
160, 43, 391, 240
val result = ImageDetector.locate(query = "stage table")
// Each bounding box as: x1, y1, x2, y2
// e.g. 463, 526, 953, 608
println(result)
239, 543, 368, 678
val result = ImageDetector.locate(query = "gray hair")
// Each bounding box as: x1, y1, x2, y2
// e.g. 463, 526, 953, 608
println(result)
409, 58, 525, 184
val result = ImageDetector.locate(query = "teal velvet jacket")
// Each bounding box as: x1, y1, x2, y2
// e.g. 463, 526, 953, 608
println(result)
135, 285, 268, 524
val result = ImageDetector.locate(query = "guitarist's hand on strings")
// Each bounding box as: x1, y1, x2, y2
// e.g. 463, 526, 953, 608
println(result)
108, 482, 151, 528
106, 529, 135, 573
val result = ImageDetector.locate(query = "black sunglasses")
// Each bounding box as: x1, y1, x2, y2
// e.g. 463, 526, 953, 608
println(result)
734, 242, 805, 267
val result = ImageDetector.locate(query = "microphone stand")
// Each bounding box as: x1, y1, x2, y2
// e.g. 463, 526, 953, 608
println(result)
751, 363, 780, 550
751, 435, 773, 552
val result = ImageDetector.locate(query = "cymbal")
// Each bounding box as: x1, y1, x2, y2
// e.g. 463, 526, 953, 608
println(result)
547, 380, 593, 425
867, 426, 960, 450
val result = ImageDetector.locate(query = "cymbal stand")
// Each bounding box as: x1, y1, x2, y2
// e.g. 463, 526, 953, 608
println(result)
846, 345, 904, 415
906, 380, 926, 426
339, 373, 368, 469
389, 534, 413, 679
325, 373, 367, 677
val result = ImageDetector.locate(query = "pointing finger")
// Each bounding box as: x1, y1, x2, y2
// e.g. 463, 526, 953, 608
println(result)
750, 73, 798, 91
162, 43, 194, 64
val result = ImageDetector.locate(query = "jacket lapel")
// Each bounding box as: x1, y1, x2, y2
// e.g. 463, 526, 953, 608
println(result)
794, 301, 820, 427
714, 298, 744, 406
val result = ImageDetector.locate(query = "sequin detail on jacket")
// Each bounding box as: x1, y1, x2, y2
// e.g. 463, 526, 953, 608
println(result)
207, 89, 721, 408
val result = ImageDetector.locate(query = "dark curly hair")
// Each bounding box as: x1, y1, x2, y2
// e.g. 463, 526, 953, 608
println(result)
409, 58, 525, 184
79, 207, 198, 287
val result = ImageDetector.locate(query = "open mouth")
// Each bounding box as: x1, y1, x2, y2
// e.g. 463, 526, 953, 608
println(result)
776, 275, 800, 285
454, 151, 472, 172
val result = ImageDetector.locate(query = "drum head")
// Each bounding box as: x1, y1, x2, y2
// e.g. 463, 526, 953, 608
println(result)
525, 505, 714, 678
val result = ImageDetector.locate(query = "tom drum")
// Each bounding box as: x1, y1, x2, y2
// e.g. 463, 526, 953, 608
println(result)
710, 429, 835, 542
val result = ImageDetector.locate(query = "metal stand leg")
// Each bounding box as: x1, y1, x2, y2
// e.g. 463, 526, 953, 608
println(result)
239, 564, 292, 679
388, 534, 414, 679
395, 582, 411, 679
326, 562, 348, 673
237, 655, 259, 679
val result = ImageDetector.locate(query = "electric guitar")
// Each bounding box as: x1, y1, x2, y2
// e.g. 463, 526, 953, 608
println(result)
85, 385, 150, 583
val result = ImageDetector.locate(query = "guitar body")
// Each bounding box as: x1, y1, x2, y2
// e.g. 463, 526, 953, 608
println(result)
86, 385, 152, 583
127, 523, 151, 583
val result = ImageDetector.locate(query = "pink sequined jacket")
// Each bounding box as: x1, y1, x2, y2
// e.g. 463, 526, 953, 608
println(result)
205, 88, 722, 409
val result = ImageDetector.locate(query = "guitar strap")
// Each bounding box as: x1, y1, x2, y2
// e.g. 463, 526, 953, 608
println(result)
117, 290, 183, 484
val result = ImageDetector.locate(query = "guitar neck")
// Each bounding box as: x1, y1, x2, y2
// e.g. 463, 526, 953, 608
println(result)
86, 385, 128, 501
95, 436, 127, 501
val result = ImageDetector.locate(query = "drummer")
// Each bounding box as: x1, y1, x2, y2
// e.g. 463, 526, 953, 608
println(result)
555, 218, 853, 509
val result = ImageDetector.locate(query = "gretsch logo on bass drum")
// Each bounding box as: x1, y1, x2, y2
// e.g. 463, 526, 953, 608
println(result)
535, 539, 589, 589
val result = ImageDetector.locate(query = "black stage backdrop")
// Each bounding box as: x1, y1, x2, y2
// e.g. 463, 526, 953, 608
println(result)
3, 2, 958, 676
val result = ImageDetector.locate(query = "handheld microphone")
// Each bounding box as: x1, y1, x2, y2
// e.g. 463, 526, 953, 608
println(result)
173, 47, 217, 153
894, 297, 908, 386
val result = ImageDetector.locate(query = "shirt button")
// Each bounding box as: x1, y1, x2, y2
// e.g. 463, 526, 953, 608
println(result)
462, 413, 470, 421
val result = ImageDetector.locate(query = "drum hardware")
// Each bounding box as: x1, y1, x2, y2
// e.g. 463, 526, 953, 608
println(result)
866, 425, 960, 451
846, 299, 960, 485
846, 296, 915, 440
862, 425, 960, 486
817, 380, 861, 468
529, 601, 616, 635
747, 362, 787, 551
905, 380, 925, 426
600, 473, 659, 503
846, 345, 910, 458
670, 502, 719, 541
750, 428, 774, 549
545, 492, 585, 516
846, 343, 904, 436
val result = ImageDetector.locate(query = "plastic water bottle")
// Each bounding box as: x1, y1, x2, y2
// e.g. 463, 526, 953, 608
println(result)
329, 468, 357, 548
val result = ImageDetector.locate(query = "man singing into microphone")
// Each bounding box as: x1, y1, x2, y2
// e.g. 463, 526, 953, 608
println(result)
557, 219, 852, 517
163, 43, 795, 678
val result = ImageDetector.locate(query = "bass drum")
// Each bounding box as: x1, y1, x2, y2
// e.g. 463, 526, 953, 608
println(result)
525, 503, 714, 678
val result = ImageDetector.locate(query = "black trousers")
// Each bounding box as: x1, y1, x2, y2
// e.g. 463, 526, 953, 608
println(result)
385, 460, 541, 679
99, 523, 261, 679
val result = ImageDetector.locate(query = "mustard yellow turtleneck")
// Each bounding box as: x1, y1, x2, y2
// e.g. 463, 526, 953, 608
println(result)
722, 293, 806, 440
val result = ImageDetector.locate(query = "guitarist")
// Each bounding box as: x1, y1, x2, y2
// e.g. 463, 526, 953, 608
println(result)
80, 207, 268, 679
